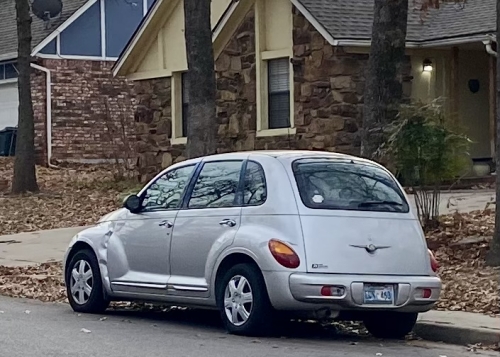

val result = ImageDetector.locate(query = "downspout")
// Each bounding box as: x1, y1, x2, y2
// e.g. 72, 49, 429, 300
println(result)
483, 36, 497, 57
30, 63, 57, 168
483, 36, 497, 173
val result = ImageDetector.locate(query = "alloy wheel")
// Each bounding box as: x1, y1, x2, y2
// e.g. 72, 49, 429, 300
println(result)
224, 275, 253, 326
70, 260, 93, 305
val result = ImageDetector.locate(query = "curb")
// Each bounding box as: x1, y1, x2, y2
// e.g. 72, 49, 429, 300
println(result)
414, 321, 500, 346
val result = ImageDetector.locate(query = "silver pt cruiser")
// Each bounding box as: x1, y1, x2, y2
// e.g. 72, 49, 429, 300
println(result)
64, 150, 441, 338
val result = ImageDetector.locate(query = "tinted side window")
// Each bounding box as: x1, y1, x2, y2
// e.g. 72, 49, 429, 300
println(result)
243, 161, 267, 206
188, 161, 243, 209
142, 165, 195, 210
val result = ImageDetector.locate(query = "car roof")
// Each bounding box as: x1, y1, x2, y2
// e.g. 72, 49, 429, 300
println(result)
167, 150, 385, 173
203, 150, 379, 166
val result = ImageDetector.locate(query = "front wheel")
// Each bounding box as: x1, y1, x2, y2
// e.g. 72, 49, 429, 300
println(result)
65, 249, 109, 314
216, 263, 276, 336
363, 311, 418, 339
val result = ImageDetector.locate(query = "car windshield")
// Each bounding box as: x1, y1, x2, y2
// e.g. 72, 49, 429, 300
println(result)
292, 159, 409, 213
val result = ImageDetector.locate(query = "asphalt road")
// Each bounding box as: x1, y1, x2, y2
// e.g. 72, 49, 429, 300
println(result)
0, 296, 498, 357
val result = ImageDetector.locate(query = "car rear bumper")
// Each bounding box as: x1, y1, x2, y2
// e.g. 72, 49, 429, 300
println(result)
263, 271, 441, 313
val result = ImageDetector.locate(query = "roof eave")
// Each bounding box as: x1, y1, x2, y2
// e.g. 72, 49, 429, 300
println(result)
334, 34, 494, 49
290, 0, 336, 46
0, 52, 17, 62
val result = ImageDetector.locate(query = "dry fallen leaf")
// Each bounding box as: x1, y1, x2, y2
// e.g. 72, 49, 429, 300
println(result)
0, 158, 138, 236
80, 328, 91, 334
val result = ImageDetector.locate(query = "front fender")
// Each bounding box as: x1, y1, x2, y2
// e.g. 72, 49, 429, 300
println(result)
64, 223, 114, 295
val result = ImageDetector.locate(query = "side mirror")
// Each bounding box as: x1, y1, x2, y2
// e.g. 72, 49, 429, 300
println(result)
123, 194, 141, 213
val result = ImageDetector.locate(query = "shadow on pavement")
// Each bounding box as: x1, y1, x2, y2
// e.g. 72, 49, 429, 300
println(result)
104, 306, 380, 344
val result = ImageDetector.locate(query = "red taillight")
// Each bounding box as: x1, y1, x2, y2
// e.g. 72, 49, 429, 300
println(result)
268, 239, 300, 269
428, 249, 439, 272
422, 288, 432, 299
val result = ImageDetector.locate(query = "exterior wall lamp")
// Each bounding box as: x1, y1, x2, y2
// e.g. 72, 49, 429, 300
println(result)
423, 58, 433, 72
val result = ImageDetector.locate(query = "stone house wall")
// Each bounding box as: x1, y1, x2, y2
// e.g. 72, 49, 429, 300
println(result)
134, 6, 412, 180
31, 59, 136, 165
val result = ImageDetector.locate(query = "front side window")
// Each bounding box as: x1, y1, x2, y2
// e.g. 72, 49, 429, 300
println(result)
268, 58, 290, 129
188, 161, 243, 209
243, 161, 267, 206
292, 159, 409, 213
141, 165, 195, 210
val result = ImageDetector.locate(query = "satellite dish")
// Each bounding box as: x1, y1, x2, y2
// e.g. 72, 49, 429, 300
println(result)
31, 0, 63, 22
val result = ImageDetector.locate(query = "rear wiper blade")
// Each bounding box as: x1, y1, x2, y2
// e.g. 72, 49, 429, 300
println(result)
358, 201, 403, 207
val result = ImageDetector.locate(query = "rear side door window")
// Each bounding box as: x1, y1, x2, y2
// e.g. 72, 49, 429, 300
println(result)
187, 161, 244, 209
243, 161, 267, 206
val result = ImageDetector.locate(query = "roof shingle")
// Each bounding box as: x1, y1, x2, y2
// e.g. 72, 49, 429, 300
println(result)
0, 0, 88, 61
297, 0, 496, 43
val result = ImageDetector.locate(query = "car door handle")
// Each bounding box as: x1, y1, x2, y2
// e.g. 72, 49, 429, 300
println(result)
159, 220, 173, 228
219, 219, 236, 227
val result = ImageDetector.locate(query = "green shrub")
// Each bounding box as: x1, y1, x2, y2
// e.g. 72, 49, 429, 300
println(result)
378, 99, 471, 229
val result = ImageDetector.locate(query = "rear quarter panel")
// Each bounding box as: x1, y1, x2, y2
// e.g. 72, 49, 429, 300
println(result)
208, 154, 307, 285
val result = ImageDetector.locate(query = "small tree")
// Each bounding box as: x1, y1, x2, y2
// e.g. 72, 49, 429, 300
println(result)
378, 100, 471, 230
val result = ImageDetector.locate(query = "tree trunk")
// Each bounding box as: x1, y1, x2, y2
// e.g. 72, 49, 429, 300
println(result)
486, 0, 500, 267
183, 0, 218, 159
361, 0, 409, 161
12, 0, 39, 193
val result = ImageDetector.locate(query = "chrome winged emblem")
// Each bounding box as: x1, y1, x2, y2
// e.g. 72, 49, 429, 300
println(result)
349, 244, 391, 254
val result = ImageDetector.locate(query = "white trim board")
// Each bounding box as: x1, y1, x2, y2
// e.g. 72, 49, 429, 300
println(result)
35, 53, 118, 61
112, 0, 165, 77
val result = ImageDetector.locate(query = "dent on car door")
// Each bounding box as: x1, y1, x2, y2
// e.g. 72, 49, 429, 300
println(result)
106, 164, 196, 295
168, 160, 244, 297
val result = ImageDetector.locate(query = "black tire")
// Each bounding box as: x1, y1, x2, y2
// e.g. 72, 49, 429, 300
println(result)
363, 311, 418, 339
216, 263, 277, 336
65, 249, 109, 314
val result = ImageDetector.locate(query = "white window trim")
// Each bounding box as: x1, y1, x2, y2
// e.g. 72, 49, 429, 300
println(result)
35, 53, 119, 62
254, 0, 295, 138
171, 72, 187, 145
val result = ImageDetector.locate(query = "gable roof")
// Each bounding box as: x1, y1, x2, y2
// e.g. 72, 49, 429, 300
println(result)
297, 0, 496, 44
0, 0, 88, 61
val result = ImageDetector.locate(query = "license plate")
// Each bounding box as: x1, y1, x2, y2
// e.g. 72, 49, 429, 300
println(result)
363, 284, 394, 305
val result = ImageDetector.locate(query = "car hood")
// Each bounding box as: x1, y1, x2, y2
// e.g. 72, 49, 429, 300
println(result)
98, 208, 127, 223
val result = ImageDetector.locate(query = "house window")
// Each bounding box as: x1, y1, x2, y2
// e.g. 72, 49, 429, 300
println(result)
267, 58, 290, 129
181, 72, 189, 137
0, 62, 18, 81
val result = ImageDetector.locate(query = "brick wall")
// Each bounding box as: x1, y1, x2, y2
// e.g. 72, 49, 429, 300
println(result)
31, 59, 136, 165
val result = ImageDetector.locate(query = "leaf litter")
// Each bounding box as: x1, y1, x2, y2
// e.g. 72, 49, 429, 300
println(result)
0, 158, 498, 332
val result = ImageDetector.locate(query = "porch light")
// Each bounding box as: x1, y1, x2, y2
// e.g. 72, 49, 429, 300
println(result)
423, 59, 433, 72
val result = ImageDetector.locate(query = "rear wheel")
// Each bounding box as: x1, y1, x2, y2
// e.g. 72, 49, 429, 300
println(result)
216, 263, 276, 336
65, 249, 109, 314
363, 312, 418, 339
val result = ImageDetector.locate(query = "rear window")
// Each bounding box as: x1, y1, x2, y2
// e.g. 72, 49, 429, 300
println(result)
292, 159, 409, 213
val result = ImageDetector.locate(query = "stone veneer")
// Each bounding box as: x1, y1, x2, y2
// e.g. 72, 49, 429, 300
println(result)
31, 59, 136, 165
134, 7, 412, 180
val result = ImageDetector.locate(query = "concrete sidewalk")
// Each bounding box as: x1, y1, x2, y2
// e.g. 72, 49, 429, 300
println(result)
0, 226, 86, 267
416, 310, 500, 346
